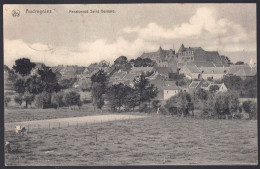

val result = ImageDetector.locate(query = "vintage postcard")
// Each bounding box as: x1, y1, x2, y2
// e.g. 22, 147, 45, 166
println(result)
3, 4, 257, 166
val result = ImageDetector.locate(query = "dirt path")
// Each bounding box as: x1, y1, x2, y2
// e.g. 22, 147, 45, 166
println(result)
4, 114, 146, 132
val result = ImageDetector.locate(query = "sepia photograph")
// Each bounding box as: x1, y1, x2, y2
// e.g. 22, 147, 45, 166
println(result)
3, 3, 257, 166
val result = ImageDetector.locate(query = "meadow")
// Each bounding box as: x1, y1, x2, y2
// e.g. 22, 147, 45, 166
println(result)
5, 114, 257, 166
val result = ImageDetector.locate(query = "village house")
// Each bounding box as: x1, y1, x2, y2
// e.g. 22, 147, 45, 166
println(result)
179, 64, 201, 79
199, 66, 228, 80
227, 64, 257, 79
163, 81, 180, 100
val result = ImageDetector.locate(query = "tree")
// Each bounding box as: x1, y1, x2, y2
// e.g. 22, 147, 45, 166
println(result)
35, 92, 51, 108
91, 70, 108, 111
114, 56, 128, 65
144, 84, 158, 110
222, 75, 243, 91
152, 100, 161, 113
91, 82, 105, 111
59, 78, 77, 89
209, 85, 219, 93
4, 97, 11, 107
63, 91, 81, 108
134, 74, 150, 105
14, 95, 23, 107
23, 92, 35, 108
235, 61, 245, 65
51, 92, 64, 108
243, 100, 257, 119
13, 58, 36, 76
165, 91, 192, 117
195, 88, 209, 101
14, 78, 26, 94
37, 66, 60, 93
227, 92, 240, 118
132, 57, 155, 67
214, 93, 230, 118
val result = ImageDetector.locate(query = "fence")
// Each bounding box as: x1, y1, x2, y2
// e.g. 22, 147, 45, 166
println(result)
4, 114, 146, 132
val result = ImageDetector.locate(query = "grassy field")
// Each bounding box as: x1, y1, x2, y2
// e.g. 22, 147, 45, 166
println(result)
4, 105, 112, 123
5, 115, 257, 166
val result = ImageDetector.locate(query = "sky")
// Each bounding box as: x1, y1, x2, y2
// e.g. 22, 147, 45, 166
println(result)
4, 4, 257, 67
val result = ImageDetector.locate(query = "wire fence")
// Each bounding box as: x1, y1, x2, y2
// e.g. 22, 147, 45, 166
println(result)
5, 114, 146, 132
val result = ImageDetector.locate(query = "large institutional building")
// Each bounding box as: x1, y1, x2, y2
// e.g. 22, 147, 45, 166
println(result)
139, 44, 229, 70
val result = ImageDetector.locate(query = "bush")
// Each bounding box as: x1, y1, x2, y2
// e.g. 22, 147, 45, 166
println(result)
243, 100, 257, 119
139, 103, 148, 112
63, 91, 81, 107
51, 92, 64, 108
152, 100, 161, 112
14, 95, 23, 107
4, 97, 11, 107
35, 92, 51, 108
159, 107, 168, 115
83, 99, 92, 104
23, 93, 35, 108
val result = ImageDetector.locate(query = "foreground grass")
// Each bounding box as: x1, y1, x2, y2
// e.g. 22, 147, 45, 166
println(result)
5, 115, 257, 165
4, 105, 112, 123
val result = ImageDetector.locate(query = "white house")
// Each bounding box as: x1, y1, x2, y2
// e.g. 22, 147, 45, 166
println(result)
163, 81, 180, 100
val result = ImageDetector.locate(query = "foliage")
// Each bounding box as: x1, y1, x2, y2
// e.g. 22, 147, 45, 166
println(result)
91, 70, 108, 110
235, 61, 245, 65
4, 97, 11, 107
14, 78, 26, 94
222, 75, 243, 91
131, 57, 156, 67
13, 58, 36, 76
209, 85, 219, 93
194, 88, 209, 101
106, 83, 132, 111
34, 92, 51, 108
114, 56, 128, 65
23, 92, 35, 108
59, 78, 77, 89
14, 95, 23, 107
165, 91, 193, 117
37, 66, 60, 93
139, 103, 148, 112
25, 76, 44, 94
51, 92, 64, 108
243, 100, 257, 119
152, 100, 161, 112
63, 91, 81, 107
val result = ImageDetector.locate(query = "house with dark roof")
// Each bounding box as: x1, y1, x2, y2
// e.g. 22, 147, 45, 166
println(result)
153, 67, 173, 78
163, 81, 180, 100
179, 64, 201, 79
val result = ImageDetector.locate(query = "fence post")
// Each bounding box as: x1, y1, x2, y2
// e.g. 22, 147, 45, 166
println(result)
49, 123, 50, 130
59, 122, 60, 129
68, 122, 69, 127
27, 125, 29, 132
38, 124, 39, 130
77, 122, 78, 128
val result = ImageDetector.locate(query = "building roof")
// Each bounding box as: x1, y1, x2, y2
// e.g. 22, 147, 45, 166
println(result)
228, 64, 257, 76
131, 67, 154, 73
153, 67, 173, 74
189, 80, 201, 88
164, 81, 179, 90
184, 64, 201, 73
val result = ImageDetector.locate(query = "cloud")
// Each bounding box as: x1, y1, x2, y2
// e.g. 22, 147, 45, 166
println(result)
123, 7, 256, 53
4, 37, 158, 67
